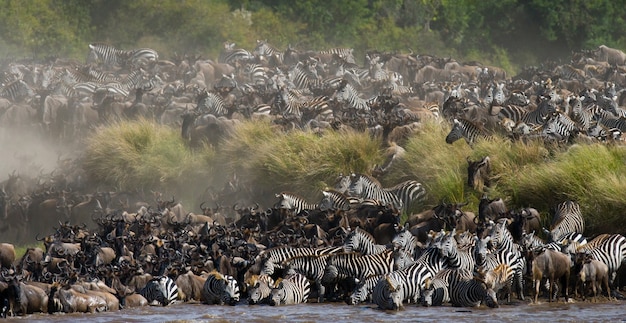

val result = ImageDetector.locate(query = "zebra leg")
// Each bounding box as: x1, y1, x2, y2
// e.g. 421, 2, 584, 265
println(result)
515, 268, 525, 301
317, 280, 326, 303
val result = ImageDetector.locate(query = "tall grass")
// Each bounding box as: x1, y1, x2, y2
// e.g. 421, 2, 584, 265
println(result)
83, 119, 216, 206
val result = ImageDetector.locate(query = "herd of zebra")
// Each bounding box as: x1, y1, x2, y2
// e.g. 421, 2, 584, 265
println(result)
2, 41, 626, 316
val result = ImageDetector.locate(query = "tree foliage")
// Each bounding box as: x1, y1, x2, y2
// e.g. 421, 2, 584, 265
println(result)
1, 0, 625, 70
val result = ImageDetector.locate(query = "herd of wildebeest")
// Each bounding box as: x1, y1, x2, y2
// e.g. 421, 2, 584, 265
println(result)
0, 41, 626, 316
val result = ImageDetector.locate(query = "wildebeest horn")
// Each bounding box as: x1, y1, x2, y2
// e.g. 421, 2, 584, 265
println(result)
200, 201, 207, 211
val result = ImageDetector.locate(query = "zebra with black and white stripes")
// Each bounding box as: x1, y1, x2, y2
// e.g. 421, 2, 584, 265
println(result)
562, 234, 626, 296
281, 254, 332, 302
274, 192, 319, 214
445, 118, 489, 146
247, 274, 275, 305
0, 79, 34, 103
269, 273, 311, 306
449, 270, 499, 308
545, 200, 585, 242
140, 276, 179, 306
347, 274, 383, 305
384, 180, 426, 213
258, 245, 344, 276
372, 239, 452, 310
196, 90, 229, 117
87, 43, 158, 70
322, 250, 396, 286
433, 229, 475, 272
343, 227, 388, 255
391, 224, 419, 258
485, 219, 526, 301
421, 268, 471, 306
202, 271, 240, 305
319, 189, 352, 211
334, 81, 372, 113
347, 173, 404, 211
288, 61, 323, 90
219, 42, 254, 65
254, 40, 284, 67
541, 111, 580, 142
520, 231, 587, 254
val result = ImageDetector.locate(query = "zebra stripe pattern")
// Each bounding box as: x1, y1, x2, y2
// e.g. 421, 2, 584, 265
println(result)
140, 276, 179, 306
258, 245, 344, 275
449, 271, 499, 308
254, 40, 284, 66
247, 274, 275, 305
433, 229, 475, 272
274, 192, 319, 214
270, 273, 311, 306
0, 80, 34, 103
421, 268, 472, 306
565, 234, 626, 292
347, 274, 383, 305
342, 227, 388, 255
445, 118, 489, 145
547, 200, 585, 242
348, 173, 404, 211
197, 90, 228, 116
282, 254, 331, 302
373, 242, 452, 310
323, 251, 396, 284
202, 271, 240, 305
485, 220, 526, 301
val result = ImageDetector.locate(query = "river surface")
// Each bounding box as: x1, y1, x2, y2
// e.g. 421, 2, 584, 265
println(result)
4, 299, 625, 323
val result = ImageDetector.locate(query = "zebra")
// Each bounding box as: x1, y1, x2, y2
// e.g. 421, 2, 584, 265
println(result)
254, 40, 284, 67
243, 63, 271, 87
219, 42, 254, 65
87, 43, 158, 69
445, 118, 489, 145
247, 274, 275, 305
347, 173, 404, 211
449, 269, 499, 308
484, 219, 526, 302
269, 273, 311, 306
319, 189, 352, 211
541, 112, 580, 142
274, 192, 319, 214
87, 43, 134, 68
258, 245, 344, 276
391, 224, 420, 258
372, 239, 452, 310
140, 276, 179, 306
342, 227, 388, 255
347, 274, 383, 305
520, 231, 587, 254
433, 229, 475, 272
384, 180, 426, 213
334, 81, 372, 113
0, 80, 34, 103
562, 234, 626, 296
281, 254, 332, 302
288, 61, 323, 90
202, 271, 240, 305
545, 200, 585, 243
322, 250, 396, 286
196, 90, 229, 117
421, 268, 473, 307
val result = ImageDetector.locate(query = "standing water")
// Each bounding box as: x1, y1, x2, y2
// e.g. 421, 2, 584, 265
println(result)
7, 300, 626, 323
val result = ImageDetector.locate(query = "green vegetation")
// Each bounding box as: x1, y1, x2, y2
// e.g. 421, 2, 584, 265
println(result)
83, 119, 626, 236
1, 1, 626, 73
83, 119, 216, 207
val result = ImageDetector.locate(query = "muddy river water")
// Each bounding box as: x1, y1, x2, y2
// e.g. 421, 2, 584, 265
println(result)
5, 299, 625, 323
